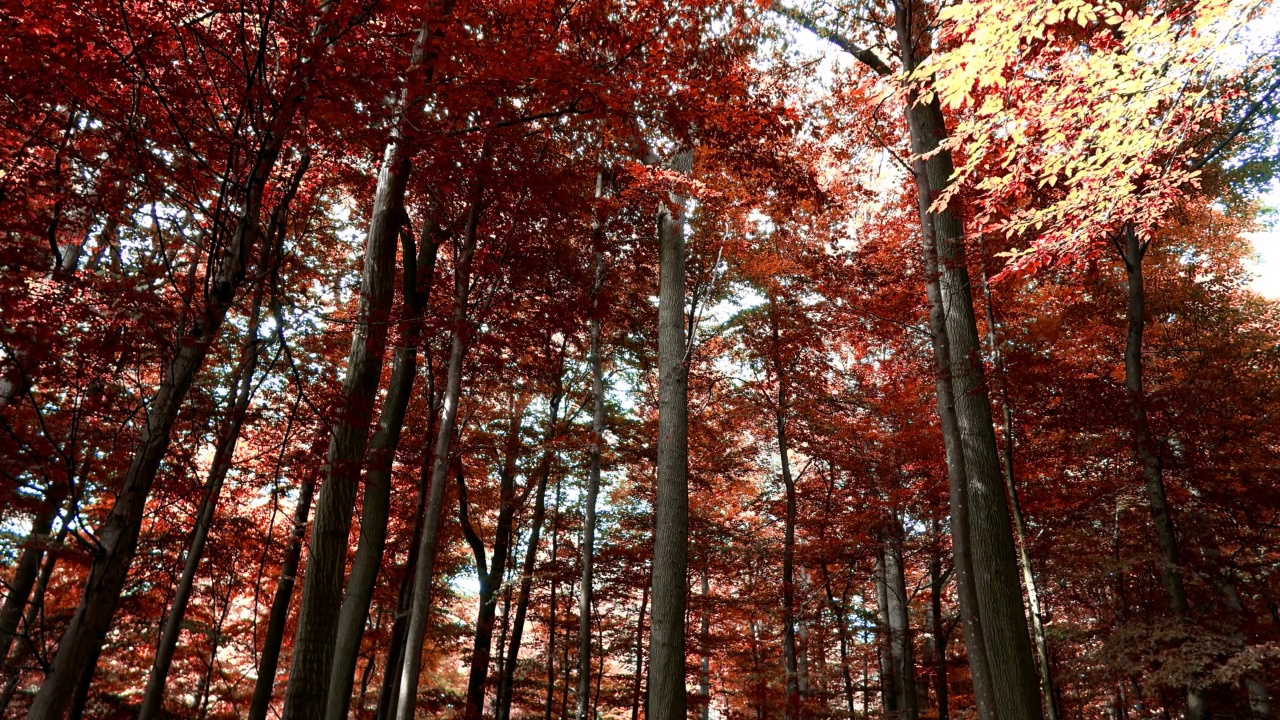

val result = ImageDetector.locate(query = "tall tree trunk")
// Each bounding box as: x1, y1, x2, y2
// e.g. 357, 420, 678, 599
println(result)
773, 299, 801, 720
545, 473, 564, 720
395, 185, 485, 720
577, 174, 608, 720
138, 281, 268, 720
875, 555, 899, 720
976, 246, 1059, 720
459, 401, 527, 720
890, 3, 1040, 717
325, 214, 440, 720
496, 370, 564, 720
631, 584, 649, 720
27, 92, 317, 719
928, 533, 949, 720
1119, 223, 1207, 720
374, 379, 442, 720
699, 568, 711, 720
648, 147, 692, 720
0, 484, 66, 664
247, 447, 321, 720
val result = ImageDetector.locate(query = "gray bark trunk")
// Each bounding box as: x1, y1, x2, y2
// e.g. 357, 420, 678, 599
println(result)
577, 170, 608, 720
928, 533, 949, 720
648, 148, 693, 720
325, 215, 440, 720
699, 569, 711, 720
394, 187, 484, 720
880, 534, 918, 720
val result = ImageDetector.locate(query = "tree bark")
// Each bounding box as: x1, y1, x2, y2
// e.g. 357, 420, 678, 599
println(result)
247, 446, 321, 720
1119, 223, 1207, 720
699, 568, 711, 720
0, 522, 67, 717
879, 533, 918, 720
648, 147, 693, 720
137, 283, 268, 720
459, 400, 527, 720
890, 3, 1042, 717
26, 86, 316, 719
631, 584, 649, 720
821, 567, 857, 718
496, 371, 564, 720
0, 484, 66, 664
976, 246, 1060, 720
928, 531, 949, 720
395, 185, 485, 720
545, 472, 564, 720
577, 173, 608, 720
325, 213, 440, 720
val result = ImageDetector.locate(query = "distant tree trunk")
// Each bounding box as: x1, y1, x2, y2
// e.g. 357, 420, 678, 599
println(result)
880, 533, 918, 720
772, 298, 802, 720
577, 172, 608, 720
325, 211, 441, 720
630, 585, 649, 720
496, 370, 565, 720
1118, 222, 1206, 720
247, 448, 321, 720
649, 147, 693, 720
975, 247, 1060, 720
699, 568, 711, 720
27, 115, 315, 720
545, 474, 564, 720
395, 183, 485, 720
928, 533, 949, 720
0, 484, 66, 663
459, 400, 527, 720
138, 281, 268, 720
821, 567, 857, 718
875, 556, 899, 720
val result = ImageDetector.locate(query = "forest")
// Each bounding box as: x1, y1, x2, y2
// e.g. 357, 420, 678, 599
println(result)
2, 0, 1279, 717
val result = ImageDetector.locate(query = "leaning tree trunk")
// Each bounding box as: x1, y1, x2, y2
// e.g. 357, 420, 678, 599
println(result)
0, 483, 66, 664
648, 148, 693, 720
395, 186, 484, 720
325, 214, 440, 720
891, 3, 1042, 717
496, 373, 564, 720
577, 173, 608, 720
26, 81, 318, 719
247, 441, 322, 720
138, 281, 269, 720
1119, 223, 1207, 720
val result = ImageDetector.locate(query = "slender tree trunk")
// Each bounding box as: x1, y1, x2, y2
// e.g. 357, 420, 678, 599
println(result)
928, 535, 949, 720
891, 3, 1038, 717
247, 451, 320, 720
375, 382, 441, 720
699, 568, 711, 720
649, 147, 692, 720
0, 523, 67, 717
577, 175, 608, 720
1119, 223, 1207, 720
0, 484, 66, 663
325, 216, 440, 720
881, 534, 918, 720
27, 108, 314, 720
138, 283, 267, 720
875, 555, 899, 720
459, 401, 527, 720
773, 300, 801, 720
496, 374, 564, 720
545, 474, 564, 720
976, 247, 1060, 720
631, 584, 649, 720
395, 184, 485, 720
822, 568, 857, 718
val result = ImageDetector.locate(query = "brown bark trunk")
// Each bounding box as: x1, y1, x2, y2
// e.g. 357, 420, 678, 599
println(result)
699, 568, 711, 720
821, 567, 857, 718
648, 147, 692, 720
631, 584, 649, 720
773, 299, 801, 720
545, 473, 564, 720
0, 522, 67, 717
0, 484, 66, 664
928, 533, 950, 720
395, 183, 485, 720
247, 446, 321, 720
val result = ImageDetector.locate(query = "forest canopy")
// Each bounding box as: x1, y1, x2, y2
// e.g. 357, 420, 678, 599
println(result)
1, 0, 1279, 718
